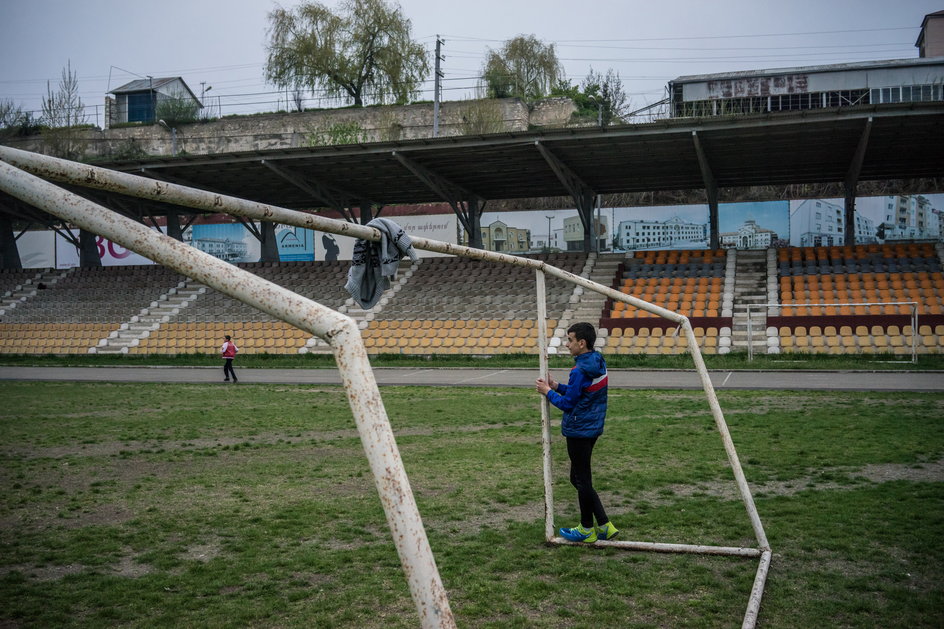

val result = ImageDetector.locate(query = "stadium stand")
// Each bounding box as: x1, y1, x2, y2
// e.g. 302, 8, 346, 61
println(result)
355, 253, 584, 355
600, 249, 733, 354
0, 244, 940, 357
0, 265, 185, 354
129, 260, 352, 355
769, 243, 944, 355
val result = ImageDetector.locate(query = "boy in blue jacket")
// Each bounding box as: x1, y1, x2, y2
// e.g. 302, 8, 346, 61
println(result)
536, 322, 618, 543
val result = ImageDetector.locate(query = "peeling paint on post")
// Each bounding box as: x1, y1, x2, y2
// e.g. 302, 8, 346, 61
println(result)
0, 159, 456, 629
0, 145, 770, 629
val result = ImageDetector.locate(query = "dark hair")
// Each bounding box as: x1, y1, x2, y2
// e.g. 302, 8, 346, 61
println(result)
225, 335, 231, 341
567, 322, 596, 350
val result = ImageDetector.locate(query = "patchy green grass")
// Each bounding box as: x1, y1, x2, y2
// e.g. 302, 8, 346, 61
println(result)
1, 383, 941, 627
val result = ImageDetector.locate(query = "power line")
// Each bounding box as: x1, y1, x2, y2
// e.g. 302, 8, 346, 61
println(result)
439, 25, 920, 44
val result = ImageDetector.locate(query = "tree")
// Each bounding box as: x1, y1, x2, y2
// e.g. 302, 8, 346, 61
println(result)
40, 60, 88, 160
481, 35, 561, 101
155, 90, 200, 125
552, 68, 630, 127
265, 0, 429, 107
583, 68, 629, 126
0, 99, 37, 141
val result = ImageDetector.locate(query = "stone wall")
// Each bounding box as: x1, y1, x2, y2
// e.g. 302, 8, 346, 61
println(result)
3, 97, 575, 161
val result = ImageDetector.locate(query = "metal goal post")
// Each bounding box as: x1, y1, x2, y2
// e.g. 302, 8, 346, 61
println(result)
0, 145, 771, 629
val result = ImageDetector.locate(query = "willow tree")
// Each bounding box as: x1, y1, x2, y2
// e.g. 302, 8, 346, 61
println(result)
265, 0, 429, 107
482, 35, 562, 101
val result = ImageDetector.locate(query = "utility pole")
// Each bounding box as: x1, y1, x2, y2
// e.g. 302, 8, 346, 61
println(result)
433, 36, 444, 137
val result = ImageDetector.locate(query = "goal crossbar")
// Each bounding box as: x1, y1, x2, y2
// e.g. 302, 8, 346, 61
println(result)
0, 145, 771, 629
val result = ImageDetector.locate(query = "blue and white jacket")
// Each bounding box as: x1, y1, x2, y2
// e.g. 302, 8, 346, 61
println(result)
545, 350, 608, 438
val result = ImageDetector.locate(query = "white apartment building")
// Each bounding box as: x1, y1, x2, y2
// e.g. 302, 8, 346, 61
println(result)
791, 199, 876, 246
617, 216, 706, 250
880, 195, 941, 241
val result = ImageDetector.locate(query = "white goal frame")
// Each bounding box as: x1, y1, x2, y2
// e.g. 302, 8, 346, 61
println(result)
0, 145, 771, 629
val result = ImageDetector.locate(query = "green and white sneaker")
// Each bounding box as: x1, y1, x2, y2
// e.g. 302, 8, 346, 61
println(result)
596, 521, 619, 541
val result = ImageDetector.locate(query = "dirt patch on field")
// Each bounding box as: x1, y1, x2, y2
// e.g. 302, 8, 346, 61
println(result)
0, 421, 535, 461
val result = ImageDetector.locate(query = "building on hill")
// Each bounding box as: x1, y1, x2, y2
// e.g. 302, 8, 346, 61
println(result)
668, 57, 944, 118
106, 77, 202, 126
669, 12, 944, 118
916, 10, 944, 58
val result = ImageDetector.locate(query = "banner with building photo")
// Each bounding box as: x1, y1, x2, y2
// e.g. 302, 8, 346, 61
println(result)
481, 206, 707, 253
609, 205, 709, 251
186, 223, 259, 263
478, 210, 572, 253
790, 194, 943, 246
718, 201, 790, 249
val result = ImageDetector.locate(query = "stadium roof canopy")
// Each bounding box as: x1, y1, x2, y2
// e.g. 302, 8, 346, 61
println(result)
2, 102, 943, 226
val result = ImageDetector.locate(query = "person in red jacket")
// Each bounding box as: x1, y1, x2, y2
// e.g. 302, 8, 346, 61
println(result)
221, 335, 239, 383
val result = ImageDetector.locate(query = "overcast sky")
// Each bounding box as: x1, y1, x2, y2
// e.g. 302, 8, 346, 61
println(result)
1, 0, 941, 126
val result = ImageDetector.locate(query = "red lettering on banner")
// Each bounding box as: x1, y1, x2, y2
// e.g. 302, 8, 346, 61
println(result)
95, 237, 132, 260
108, 241, 132, 259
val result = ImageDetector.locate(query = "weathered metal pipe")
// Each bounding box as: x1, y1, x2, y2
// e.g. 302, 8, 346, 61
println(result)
682, 318, 770, 552
551, 537, 762, 558
535, 269, 555, 542
0, 159, 455, 629
743, 550, 772, 629
0, 145, 769, 629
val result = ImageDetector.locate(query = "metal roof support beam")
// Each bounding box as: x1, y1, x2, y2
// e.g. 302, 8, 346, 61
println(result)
392, 151, 486, 248
0, 211, 22, 269
141, 167, 232, 225
261, 159, 361, 218
843, 117, 873, 247
141, 168, 227, 197
692, 131, 720, 250
534, 141, 596, 251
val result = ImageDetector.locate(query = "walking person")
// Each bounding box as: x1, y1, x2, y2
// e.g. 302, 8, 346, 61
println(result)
536, 322, 618, 543
221, 335, 239, 383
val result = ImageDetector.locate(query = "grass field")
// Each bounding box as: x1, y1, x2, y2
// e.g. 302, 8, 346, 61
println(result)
1, 381, 942, 628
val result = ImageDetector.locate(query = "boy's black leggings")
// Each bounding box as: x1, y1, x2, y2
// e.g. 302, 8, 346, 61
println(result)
223, 359, 237, 381
566, 435, 609, 529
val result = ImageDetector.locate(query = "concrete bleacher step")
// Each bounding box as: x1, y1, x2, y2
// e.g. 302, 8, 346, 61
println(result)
90, 279, 205, 354
0, 269, 65, 316
300, 259, 418, 353
729, 250, 770, 350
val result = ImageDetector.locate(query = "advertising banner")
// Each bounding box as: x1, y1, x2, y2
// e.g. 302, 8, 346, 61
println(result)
275, 224, 315, 261
54, 228, 166, 269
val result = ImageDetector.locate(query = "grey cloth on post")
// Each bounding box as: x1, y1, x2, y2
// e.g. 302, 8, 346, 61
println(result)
344, 217, 418, 309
